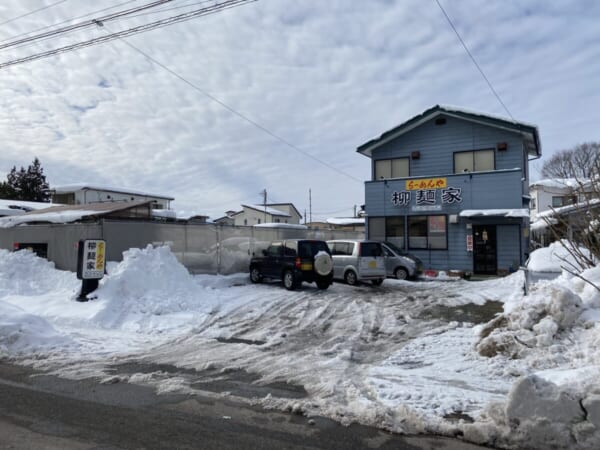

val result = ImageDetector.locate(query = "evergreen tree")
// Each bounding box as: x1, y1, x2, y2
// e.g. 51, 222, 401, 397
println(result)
0, 158, 51, 202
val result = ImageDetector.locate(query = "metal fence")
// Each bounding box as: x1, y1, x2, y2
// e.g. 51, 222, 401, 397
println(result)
0, 220, 364, 275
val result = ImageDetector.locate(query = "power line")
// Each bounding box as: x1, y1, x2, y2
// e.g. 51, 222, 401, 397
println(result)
0, 0, 68, 28
111, 28, 364, 184
434, 0, 514, 120
0, 0, 172, 51
0, 1, 252, 68
0, 0, 139, 45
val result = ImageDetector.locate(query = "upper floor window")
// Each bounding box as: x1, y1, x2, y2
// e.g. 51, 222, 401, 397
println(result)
551, 196, 577, 208
454, 149, 494, 173
374, 157, 409, 180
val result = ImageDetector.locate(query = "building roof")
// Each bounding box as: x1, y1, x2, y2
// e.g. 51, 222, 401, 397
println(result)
0, 199, 58, 216
356, 104, 541, 158
0, 200, 152, 228
459, 209, 530, 218
242, 204, 291, 217
529, 178, 587, 189
52, 184, 174, 200
265, 203, 303, 219
326, 217, 365, 226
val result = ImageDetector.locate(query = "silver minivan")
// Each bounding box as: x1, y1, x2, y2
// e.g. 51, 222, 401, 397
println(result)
326, 240, 386, 286
381, 242, 422, 280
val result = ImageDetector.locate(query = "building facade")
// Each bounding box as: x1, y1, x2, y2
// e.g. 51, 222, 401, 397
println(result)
51, 184, 173, 209
358, 105, 541, 275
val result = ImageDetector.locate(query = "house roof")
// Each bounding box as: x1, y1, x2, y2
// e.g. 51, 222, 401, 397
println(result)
529, 178, 587, 189
356, 104, 541, 158
326, 217, 365, 226
242, 204, 291, 217
0, 200, 152, 228
52, 184, 174, 200
265, 203, 303, 219
0, 199, 58, 216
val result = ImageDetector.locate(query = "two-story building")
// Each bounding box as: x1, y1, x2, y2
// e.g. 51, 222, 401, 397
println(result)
214, 203, 302, 226
358, 105, 541, 275
51, 184, 174, 209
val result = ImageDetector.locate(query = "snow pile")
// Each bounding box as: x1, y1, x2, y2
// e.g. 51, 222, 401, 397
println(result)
0, 249, 76, 297
0, 301, 72, 355
527, 240, 593, 273
91, 245, 218, 332
473, 265, 600, 449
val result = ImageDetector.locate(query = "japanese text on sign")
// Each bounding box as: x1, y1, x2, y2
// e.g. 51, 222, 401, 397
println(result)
405, 177, 447, 191
78, 239, 106, 280
391, 187, 463, 207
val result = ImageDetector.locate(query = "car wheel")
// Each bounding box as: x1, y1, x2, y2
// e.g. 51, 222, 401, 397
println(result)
394, 267, 409, 280
316, 279, 330, 290
344, 270, 358, 286
283, 270, 297, 290
371, 278, 384, 286
250, 266, 262, 283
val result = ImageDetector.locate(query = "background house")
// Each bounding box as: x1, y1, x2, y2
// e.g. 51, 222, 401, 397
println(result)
51, 184, 174, 209
359, 105, 541, 275
215, 203, 302, 226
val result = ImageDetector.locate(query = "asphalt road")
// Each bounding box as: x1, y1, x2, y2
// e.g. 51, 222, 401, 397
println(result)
0, 361, 494, 450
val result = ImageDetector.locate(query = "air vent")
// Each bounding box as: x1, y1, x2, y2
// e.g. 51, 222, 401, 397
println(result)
435, 117, 447, 125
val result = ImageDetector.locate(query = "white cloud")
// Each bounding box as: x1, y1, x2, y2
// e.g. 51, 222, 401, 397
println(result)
0, 0, 599, 219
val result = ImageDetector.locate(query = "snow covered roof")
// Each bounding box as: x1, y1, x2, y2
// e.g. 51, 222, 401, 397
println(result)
242, 204, 291, 217
0, 199, 58, 216
529, 178, 587, 190
253, 223, 307, 229
0, 200, 152, 228
459, 209, 530, 218
326, 217, 365, 226
52, 184, 174, 200
357, 104, 541, 158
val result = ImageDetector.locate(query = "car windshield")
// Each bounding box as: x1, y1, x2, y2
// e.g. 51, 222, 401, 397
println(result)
299, 241, 329, 257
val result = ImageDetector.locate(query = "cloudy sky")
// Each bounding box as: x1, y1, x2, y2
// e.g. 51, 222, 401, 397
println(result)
0, 0, 599, 220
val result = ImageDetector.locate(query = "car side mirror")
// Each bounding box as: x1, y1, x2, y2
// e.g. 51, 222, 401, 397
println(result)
262, 249, 268, 256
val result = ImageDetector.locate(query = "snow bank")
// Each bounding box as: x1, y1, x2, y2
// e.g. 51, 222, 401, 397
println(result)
527, 240, 593, 273
474, 262, 600, 449
0, 301, 71, 355
0, 249, 76, 297
91, 245, 219, 332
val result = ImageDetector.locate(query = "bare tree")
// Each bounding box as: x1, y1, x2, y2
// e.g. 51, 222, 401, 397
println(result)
541, 142, 600, 179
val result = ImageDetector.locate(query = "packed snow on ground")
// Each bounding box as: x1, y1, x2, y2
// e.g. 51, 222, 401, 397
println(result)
527, 240, 595, 273
0, 245, 599, 449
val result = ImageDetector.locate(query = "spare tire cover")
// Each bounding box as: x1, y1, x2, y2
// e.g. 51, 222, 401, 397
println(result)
314, 252, 333, 276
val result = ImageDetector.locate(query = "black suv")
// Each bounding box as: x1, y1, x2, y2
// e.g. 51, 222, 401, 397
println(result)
249, 240, 334, 290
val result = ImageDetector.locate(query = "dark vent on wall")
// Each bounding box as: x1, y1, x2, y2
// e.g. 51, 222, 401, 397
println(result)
435, 117, 447, 125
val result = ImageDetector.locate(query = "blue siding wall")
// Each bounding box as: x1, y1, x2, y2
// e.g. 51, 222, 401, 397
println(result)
362, 114, 531, 274
370, 114, 526, 178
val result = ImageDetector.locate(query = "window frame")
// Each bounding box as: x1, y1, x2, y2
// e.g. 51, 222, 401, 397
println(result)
373, 157, 410, 180
453, 149, 495, 174
408, 215, 448, 250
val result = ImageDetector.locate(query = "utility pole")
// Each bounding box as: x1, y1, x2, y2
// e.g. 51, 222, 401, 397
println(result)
354, 205, 357, 218
260, 188, 267, 223
309, 188, 312, 224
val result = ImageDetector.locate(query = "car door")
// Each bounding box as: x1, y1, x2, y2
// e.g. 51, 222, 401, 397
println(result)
358, 242, 386, 278
382, 244, 396, 277
263, 242, 283, 278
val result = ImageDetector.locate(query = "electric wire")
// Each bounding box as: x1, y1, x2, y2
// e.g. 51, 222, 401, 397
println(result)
0, 0, 68, 28
0, 0, 139, 45
0, 0, 172, 51
110, 26, 364, 184
434, 0, 514, 120
0, 0, 251, 68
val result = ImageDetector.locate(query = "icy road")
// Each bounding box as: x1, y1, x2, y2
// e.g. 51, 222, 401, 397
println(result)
1, 246, 600, 449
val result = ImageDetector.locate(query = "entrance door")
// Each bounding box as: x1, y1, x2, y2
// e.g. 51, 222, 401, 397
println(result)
473, 225, 497, 275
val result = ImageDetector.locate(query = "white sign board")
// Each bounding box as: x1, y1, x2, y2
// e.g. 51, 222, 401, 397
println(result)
78, 239, 106, 280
